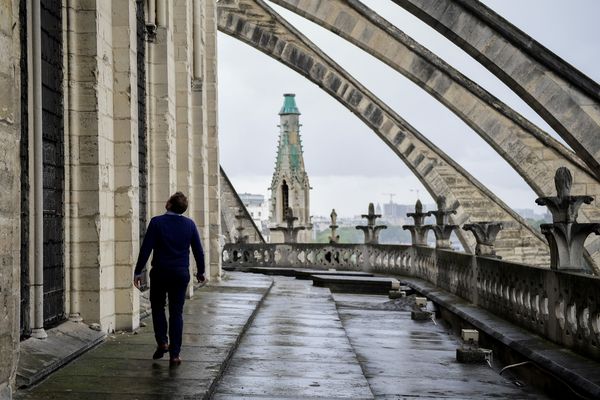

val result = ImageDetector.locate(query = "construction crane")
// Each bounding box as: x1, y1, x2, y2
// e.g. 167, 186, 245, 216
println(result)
382, 193, 396, 204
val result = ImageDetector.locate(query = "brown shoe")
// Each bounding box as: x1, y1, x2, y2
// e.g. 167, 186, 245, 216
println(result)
169, 356, 182, 366
152, 344, 169, 360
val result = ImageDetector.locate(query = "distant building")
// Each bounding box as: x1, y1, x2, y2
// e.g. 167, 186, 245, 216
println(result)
269, 94, 312, 243
383, 202, 410, 224
239, 193, 267, 221
239, 193, 270, 239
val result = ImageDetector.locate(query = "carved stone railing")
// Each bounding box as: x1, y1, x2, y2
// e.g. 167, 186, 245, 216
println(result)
223, 243, 412, 272
223, 242, 600, 361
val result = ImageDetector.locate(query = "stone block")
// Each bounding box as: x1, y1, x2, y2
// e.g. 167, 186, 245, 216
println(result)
388, 290, 405, 299
411, 309, 433, 321
456, 347, 492, 364
415, 297, 428, 308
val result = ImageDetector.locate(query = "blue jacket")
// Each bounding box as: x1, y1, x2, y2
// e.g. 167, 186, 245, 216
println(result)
134, 212, 205, 275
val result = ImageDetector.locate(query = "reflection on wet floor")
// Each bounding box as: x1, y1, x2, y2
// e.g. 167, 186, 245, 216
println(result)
334, 292, 547, 399
213, 277, 374, 399
15, 273, 548, 399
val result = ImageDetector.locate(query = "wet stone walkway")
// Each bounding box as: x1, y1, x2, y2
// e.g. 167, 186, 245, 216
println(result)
15, 272, 549, 399
15, 272, 273, 400
213, 276, 374, 399
334, 293, 547, 399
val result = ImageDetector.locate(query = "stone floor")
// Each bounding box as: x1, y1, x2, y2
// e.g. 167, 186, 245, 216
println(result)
15, 273, 548, 400
15, 272, 273, 400
334, 293, 546, 399
213, 277, 373, 399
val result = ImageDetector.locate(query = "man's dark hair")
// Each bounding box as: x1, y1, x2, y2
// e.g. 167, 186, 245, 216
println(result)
168, 192, 188, 214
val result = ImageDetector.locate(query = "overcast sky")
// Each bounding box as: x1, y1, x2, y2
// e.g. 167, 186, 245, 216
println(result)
217, 0, 600, 217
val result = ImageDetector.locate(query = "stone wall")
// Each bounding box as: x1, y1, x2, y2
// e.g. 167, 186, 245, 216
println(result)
0, 0, 21, 396
220, 168, 265, 244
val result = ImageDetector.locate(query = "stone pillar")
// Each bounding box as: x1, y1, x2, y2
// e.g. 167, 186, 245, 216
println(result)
403, 199, 429, 246
147, 1, 177, 217
425, 196, 458, 249
191, 0, 210, 280
355, 203, 387, 244
66, 0, 119, 332
0, 0, 21, 395
536, 167, 600, 273
462, 222, 503, 258
204, 0, 221, 279
173, 0, 197, 296
329, 209, 340, 244
111, 0, 140, 330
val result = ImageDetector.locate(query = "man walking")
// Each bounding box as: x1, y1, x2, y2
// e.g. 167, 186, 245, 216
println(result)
133, 192, 205, 365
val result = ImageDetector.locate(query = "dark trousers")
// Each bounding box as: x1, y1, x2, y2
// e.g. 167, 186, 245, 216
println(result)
149, 267, 190, 358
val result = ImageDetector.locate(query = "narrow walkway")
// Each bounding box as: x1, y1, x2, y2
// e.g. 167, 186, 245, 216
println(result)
15, 272, 272, 400
213, 276, 374, 399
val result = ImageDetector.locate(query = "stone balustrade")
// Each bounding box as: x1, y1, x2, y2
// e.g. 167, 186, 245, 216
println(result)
223, 241, 600, 361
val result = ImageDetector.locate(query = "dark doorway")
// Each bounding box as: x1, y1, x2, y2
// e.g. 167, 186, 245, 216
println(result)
41, 0, 65, 328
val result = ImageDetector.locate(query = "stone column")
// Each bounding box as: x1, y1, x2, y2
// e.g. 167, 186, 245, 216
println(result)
111, 0, 140, 330
191, 0, 211, 279
173, 0, 197, 296
147, 1, 177, 216
66, 0, 119, 332
204, 0, 221, 279
0, 0, 21, 395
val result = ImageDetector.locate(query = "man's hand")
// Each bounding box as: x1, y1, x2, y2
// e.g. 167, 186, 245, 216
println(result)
196, 272, 206, 284
133, 274, 144, 290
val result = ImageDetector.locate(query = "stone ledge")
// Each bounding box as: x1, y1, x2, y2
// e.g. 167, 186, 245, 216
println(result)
16, 321, 106, 389
402, 277, 600, 399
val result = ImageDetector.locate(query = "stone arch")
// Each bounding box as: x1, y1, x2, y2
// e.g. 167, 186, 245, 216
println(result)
217, 0, 550, 265
390, 0, 600, 180
269, 0, 600, 271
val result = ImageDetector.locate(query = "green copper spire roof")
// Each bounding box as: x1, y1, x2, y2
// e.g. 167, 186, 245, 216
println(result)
279, 93, 300, 115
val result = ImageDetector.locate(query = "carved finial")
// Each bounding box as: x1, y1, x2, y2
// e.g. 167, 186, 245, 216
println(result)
330, 209, 337, 225
555, 167, 572, 199
415, 199, 423, 213
436, 196, 446, 210
368, 202, 375, 215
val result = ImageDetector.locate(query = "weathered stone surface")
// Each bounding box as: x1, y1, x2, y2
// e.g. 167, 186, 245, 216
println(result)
0, 0, 21, 396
